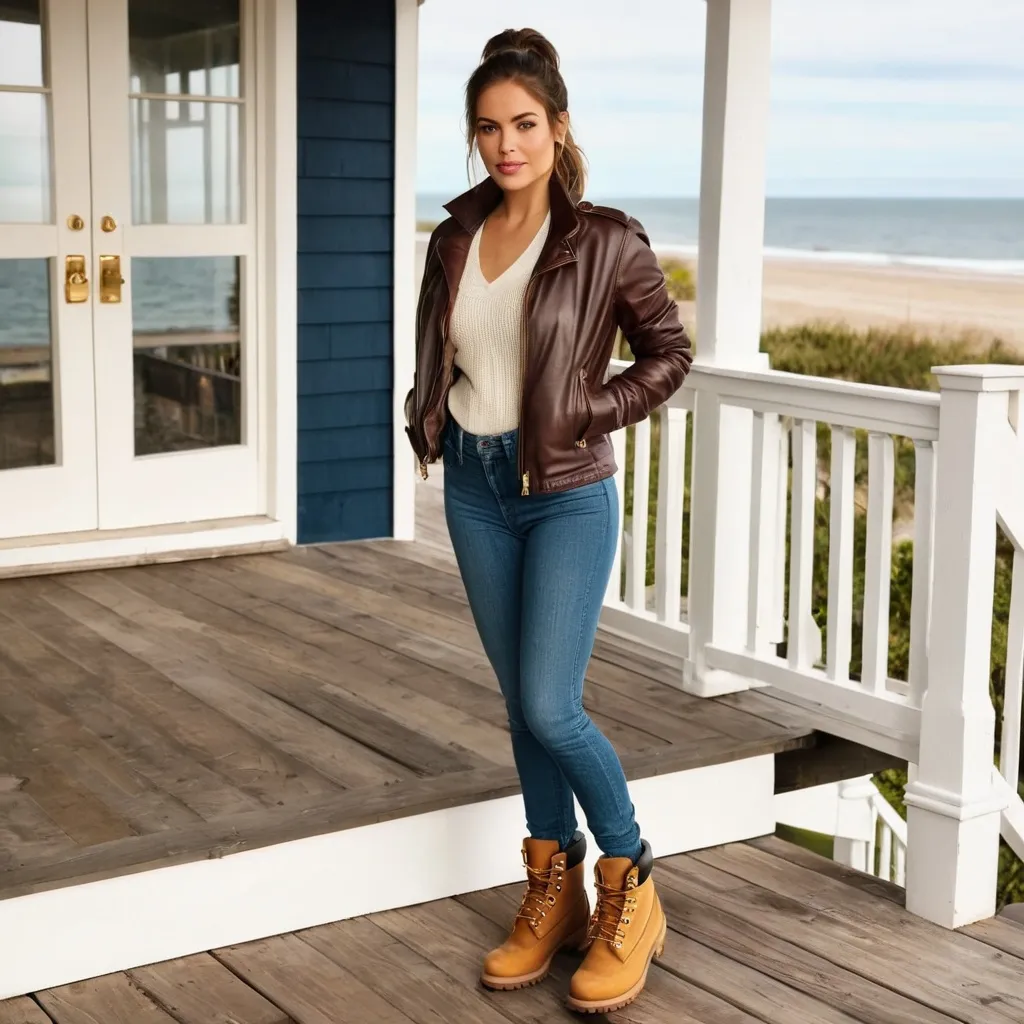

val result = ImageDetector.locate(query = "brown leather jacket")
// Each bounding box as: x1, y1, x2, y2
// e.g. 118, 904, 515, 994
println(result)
404, 175, 692, 495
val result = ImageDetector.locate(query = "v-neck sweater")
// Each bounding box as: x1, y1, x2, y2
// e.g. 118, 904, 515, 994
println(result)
447, 211, 551, 436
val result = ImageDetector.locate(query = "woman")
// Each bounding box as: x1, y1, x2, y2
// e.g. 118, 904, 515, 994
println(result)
404, 27, 692, 1015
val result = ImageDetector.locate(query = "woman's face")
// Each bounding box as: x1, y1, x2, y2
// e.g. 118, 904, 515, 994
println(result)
474, 80, 566, 194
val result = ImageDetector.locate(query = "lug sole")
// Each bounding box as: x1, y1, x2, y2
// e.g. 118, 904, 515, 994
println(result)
565, 911, 667, 1015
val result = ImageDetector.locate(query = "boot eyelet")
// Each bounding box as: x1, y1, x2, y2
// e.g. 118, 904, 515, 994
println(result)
624, 917, 631, 925
615, 942, 622, 948
556, 885, 562, 891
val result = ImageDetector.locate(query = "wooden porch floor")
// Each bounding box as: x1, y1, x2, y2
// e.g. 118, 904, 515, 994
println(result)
0, 472, 814, 902
3, 835, 1023, 1023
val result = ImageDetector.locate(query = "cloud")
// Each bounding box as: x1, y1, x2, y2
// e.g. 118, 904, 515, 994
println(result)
417, 0, 1024, 197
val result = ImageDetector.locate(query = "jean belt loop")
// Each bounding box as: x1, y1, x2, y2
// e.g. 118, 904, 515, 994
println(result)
456, 423, 465, 465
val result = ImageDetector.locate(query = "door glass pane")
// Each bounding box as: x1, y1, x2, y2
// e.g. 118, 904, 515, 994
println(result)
0, 259, 54, 470
132, 256, 241, 456
130, 97, 240, 224
0, 0, 44, 88
129, 0, 240, 98
0, 1, 51, 222
0, 92, 52, 222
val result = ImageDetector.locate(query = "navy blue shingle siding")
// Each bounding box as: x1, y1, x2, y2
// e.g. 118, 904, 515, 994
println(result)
296, 0, 395, 543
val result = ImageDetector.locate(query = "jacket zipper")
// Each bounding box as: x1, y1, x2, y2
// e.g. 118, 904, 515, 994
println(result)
518, 248, 576, 496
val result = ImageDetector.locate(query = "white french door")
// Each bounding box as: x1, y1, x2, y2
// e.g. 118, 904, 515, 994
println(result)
0, 0, 261, 540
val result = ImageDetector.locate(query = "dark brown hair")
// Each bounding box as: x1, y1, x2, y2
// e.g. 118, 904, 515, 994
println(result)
465, 28, 587, 200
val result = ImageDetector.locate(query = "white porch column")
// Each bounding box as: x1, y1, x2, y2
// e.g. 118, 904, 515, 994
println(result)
392, 0, 421, 540
904, 365, 1021, 928
684, 0, 775, 696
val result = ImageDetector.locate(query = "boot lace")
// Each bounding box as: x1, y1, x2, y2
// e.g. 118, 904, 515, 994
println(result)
514, 862, 564, 928
587, 875, 637, 949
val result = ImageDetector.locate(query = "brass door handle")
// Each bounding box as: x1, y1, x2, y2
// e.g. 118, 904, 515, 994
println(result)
65, 255, 88, 303
99, 254, 124, 304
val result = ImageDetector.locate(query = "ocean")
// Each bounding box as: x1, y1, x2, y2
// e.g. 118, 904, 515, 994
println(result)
417, 195, 1024, 276
3, 196, 1023, 353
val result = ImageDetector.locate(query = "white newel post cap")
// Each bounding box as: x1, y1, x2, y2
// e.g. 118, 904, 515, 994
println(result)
932, 365, 1024, 392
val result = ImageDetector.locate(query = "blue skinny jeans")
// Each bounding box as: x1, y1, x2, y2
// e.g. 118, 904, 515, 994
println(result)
442, 420, 643, 860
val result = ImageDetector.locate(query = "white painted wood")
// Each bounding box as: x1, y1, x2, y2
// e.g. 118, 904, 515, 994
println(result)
0, 0, 99, 539
680, 0, 773, 698
905, 366, 1010, 928
392, 0, 420, 541
0, 517, 287, 575
826, 426, 857, 682
771, 419, 789, 645
879, 818, 893, 882
687, 364, 941, 441
862, 433, 895, 693
1002, 550, 1024, 795
600, 602, 690, 660
654, 406, 686, 625
787, 419, 818, 670
908, 440, 936, 704
705, 645, 921, 756
695, 0, 773, 367
746, 411, 781, 655
605, 425, 628, 606
0, 754, 773, 1000
86, 0, 263, 530
627, 418, 652, 610
261, 0, 298, 542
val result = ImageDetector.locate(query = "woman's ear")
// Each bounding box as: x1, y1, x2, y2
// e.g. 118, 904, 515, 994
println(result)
556, 111, 570, 145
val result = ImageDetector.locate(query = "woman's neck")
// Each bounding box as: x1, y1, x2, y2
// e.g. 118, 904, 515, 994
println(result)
494, 174, 551, 230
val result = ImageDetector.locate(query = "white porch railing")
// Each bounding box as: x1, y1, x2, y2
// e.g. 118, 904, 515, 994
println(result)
602, 359, 939, 762
776, 776, 908, 885
601, 359, 1024, 928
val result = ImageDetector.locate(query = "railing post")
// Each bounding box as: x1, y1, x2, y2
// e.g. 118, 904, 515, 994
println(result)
904, 365, 1022, 928
683, 0, 774, 696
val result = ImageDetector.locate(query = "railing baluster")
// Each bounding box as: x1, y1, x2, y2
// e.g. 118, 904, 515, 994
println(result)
605, 425, 628, 606
862, 432, 895, 694
896, 841, 907, 887
788, 419, 818, 669
627, 418, 652, 611
908, 440, 936, 704
747, 412, 772, 652
827, 426, 856, 681
655, 406, 686, 624
1002, 550, 1024, 795
879, 824, 893, 882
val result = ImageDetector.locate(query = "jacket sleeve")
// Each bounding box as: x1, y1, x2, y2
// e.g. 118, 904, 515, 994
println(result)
587, 217, 693, 435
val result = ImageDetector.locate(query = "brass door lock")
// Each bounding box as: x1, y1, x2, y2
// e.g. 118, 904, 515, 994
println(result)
65, 255, 88, 303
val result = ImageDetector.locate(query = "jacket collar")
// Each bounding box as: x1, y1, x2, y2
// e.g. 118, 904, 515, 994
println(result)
443, 173, 581, 247
438, 174, 581, 283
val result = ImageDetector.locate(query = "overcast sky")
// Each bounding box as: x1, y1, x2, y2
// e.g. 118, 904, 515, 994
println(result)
417, 0, 1024, 199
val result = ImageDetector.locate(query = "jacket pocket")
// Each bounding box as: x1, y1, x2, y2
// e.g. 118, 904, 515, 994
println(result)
574, 368, 594, 448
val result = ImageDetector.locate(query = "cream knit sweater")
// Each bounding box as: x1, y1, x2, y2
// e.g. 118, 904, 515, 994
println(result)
447, 212, 551, 435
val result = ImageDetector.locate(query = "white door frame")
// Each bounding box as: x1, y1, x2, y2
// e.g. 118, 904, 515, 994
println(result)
0, 0, 98, 539
0, 0, 297, 574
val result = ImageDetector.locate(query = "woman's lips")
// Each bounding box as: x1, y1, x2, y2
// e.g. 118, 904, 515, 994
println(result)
496, 162, 525, 175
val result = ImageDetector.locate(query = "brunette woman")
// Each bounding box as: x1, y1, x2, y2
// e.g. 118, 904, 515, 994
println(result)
404, 28, 692, 1015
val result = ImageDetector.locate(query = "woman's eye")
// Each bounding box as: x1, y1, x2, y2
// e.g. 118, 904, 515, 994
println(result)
517, 122, 535, 130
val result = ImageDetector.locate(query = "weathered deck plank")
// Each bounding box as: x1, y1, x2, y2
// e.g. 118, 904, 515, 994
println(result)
0, 484, 813, 903
8, 839, 1020, 1024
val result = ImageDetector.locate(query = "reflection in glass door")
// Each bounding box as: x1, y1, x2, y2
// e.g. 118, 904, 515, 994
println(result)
0, 0, 99, 540
88, 0, 260, 530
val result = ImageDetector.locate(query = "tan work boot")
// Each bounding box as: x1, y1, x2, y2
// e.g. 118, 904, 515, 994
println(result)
481, 832, 590, 991
566, 839, 666, 1014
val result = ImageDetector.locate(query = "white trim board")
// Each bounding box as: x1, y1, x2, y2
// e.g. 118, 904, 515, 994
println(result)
391, 0, 420, 541
0, 754, 774, 999
0, 518, 289, 578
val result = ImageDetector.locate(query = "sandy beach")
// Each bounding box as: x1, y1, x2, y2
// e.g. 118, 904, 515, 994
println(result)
415, 237, 1024, 348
